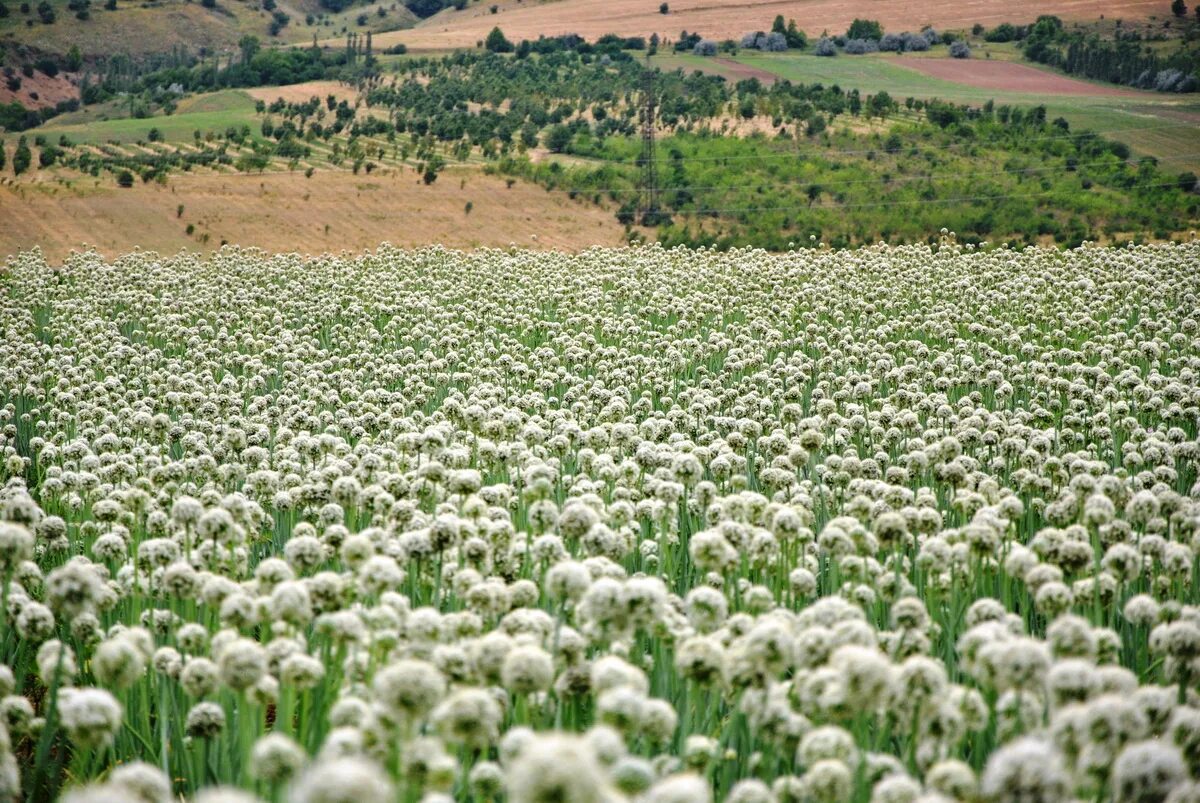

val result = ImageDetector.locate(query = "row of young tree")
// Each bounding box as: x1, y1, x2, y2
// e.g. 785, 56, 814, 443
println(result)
500, 100, 1198, 250
1019, 15, 1198, 92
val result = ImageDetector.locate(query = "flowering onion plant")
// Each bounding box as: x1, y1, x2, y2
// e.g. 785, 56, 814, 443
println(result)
0, 238, 1198, 803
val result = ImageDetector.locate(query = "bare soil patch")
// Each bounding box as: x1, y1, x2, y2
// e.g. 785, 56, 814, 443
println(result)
901, 59, 1146, 97
0, 167, 628, 262
0, 71, 81, 110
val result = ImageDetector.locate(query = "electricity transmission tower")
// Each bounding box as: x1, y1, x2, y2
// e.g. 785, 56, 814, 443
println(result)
637, 67, 663, 226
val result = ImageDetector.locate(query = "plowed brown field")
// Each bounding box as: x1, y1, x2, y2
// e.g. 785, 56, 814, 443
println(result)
901, 59, 1145, 96
371, 0, 1164, 52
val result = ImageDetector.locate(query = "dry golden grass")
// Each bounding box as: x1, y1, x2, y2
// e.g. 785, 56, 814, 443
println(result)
0, 167, 628, 262
374, 0, 1166, 51
244, 81, 362, 107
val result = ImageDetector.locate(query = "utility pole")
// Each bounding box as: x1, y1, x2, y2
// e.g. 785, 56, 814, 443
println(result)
637, 65, 661, 226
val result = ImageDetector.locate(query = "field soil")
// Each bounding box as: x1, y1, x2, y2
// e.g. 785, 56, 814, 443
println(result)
0, 71, 81, 110
901, 59, 1147, 97
0, 168, 628, 261
375, 0, 1166, 51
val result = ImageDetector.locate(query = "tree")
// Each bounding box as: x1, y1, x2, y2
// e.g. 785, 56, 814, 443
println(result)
784, 19, 806, 49
846, 18, 882, 40
544, 124, 572, 153
117, 169, 134, 187
659, 2, 667, 12
239, 35, 261, 65
0, 141, 5, 172
1171, 0, 1187, 16
422, 154, 445, 184
66, 45, 83, 72
36, 0, 54, 22
12, 137, 30, 175
485, 26, 513, 52
519, 121, 539, 149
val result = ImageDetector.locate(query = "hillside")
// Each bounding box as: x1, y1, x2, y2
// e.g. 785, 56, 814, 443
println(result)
370, 0, 1169, 51
0, 0, 416, 58
0, 165, 627, 258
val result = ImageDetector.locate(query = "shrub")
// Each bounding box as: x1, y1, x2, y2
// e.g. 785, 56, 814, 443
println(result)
814, 36, 836, 56
692, 39, 718, 56
843, 38, 878, 55
950, 40, 970, 58
760, 31, 787, 51
984, 22, 1019, 42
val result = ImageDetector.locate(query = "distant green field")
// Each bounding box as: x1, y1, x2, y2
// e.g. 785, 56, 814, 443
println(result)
34, 90, 258, 145
657, 52, 1200, 173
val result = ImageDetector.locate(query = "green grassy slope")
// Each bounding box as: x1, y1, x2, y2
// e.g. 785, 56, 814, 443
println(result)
34, 89, 257, 143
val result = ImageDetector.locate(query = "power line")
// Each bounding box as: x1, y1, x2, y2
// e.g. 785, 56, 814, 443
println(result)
638, 67, 664, 226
